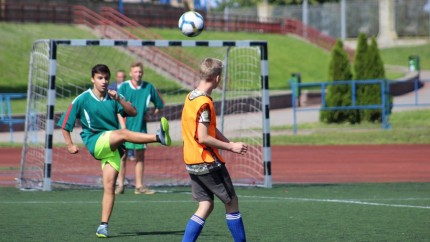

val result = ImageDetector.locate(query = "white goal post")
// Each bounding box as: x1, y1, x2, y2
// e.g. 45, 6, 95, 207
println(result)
19, 39, 272, 190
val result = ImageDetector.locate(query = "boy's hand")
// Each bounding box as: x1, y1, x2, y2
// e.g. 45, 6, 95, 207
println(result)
67, 144, 79, 154
231, 142, 248, 155
108, 90, 119, 101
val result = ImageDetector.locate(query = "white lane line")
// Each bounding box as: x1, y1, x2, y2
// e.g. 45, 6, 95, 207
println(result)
240, 195, 430, 209
2, 194, 430, 210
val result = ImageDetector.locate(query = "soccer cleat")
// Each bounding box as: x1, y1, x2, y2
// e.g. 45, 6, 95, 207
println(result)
157, 117, 171, 146
96, 224, 108, 238
114, 186, 124, 195
134, 186, 156, 195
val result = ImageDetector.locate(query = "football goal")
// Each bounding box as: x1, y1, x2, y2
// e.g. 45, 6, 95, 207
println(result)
18, 39, 271, 190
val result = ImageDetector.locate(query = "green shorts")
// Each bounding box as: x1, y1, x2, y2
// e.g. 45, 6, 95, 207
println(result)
124, 142, 146, 150
94, 131, 120, 172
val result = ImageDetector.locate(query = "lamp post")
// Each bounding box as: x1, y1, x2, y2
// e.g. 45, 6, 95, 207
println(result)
302, 0, 308, 37
340, 0, 346, 40
424, 0, 430, 39
119, 0, 124, 15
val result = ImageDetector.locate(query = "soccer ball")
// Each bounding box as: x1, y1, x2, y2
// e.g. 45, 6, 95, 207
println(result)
178, 11, 204, 37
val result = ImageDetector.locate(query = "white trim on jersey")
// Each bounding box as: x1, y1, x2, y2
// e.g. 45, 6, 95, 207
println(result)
145, 95, 151, 107
88, 88, 109, 102
83, 109, 91, 129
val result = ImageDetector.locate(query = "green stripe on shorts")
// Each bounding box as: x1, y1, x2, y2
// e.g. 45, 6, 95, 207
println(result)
124, 142, 146, 150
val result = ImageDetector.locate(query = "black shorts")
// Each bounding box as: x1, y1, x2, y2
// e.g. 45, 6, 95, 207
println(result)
189, 164, 236, 204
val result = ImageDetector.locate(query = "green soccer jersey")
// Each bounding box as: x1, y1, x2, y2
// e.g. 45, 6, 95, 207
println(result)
118, 80, 164, 133
57, 89, 127, 157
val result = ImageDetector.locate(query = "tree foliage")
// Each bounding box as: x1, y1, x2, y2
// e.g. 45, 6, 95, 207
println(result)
349, 32, 369, 123
320, 40, 356, 124
364, 37, 385, 80
359, 37, 390, 122
352, 34, 392, 123
354, 33, 368, 80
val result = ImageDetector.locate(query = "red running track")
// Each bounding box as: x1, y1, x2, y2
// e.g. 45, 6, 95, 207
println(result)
1, 145, 429, 187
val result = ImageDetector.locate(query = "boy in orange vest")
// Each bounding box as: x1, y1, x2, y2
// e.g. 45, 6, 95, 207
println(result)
181, 58, 248, 242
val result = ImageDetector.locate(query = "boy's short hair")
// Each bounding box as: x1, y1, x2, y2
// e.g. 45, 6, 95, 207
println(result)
130, 61, 144, 69
92, 64, 111, 79
199, 58, 224, 81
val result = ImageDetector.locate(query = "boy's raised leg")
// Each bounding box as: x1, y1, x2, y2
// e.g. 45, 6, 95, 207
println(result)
109, 117, 171, 150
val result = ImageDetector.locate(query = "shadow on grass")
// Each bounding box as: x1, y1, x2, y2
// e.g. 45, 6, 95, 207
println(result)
114, 230, 185, 238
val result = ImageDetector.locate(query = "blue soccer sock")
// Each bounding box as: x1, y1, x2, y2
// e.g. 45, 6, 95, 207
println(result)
226, 212, 246, 242
182, 214, 205, 242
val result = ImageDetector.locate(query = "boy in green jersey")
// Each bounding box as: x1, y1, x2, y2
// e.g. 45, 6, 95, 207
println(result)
57, 64, 171, 238
116, 62, 164, 195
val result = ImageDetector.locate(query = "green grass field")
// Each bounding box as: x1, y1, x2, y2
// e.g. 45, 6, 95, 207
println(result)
1, 183, 429, 241
1, 23, 428, 94
1, 23, 429, 242
271, 109, 430, 145
380, 45, 430, 70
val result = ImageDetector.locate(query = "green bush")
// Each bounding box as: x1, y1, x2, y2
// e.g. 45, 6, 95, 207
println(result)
352, 34, 393, 123
320, 40, 356, 123
360, 37, 392, 122
354, 33, 369, 80
350, 33, 370, 123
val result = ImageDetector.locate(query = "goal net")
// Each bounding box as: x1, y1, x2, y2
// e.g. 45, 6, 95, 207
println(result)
18, 39, 271, 190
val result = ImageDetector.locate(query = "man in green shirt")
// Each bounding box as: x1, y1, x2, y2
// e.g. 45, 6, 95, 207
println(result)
116, 61, 164, 195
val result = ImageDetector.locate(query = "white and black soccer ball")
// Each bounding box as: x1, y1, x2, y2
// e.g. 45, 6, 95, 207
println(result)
178, 11, 204, 37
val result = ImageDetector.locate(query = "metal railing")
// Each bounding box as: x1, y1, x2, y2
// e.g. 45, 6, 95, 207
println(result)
290, 80, 391, 134
0, 93, 26, 142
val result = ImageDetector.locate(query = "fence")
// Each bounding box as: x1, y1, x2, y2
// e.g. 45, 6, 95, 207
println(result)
225, 0, 430, 38
0, 3, 73, 23
0, 93, 26, 142
393, 78, 430, 108
290, 77, 430, 134
290, 79, 391, 134
2, 0, 430, 38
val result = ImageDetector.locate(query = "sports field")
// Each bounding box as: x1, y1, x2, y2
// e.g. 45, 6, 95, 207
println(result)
1, 146, 430, 241
1, 23, 430, 241
1, 183, 430, 241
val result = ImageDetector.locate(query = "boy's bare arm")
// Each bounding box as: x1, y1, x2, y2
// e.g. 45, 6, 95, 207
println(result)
62, 129, 79, 154
197, 123, 247, 155
108, 89, 137, 117
117, 113, 126, 129
153, 108, 159, 116
215, 128, 230, 143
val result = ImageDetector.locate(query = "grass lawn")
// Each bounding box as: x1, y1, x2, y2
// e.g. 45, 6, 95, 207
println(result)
1, 183, 429, 241
0, 23, 96, 93
380, 44, 430, 70
0, 23, 426, 94
270, 109, 430, 145
1, 23, 429, 242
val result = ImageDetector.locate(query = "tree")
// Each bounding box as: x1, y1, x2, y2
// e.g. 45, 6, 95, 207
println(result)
354, 33, 368, 80
360, 37, 391, 122
364, 37, 384, 80
352, 32, 369, 123
320, 39, 355, 124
